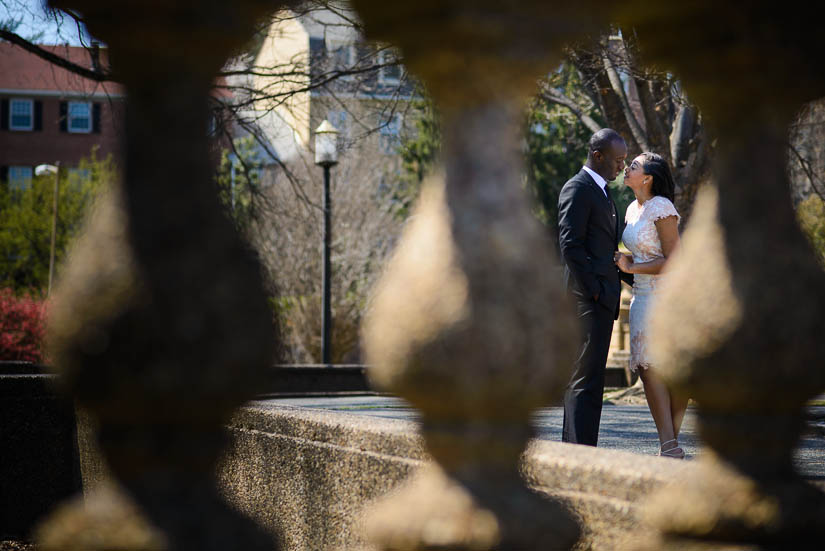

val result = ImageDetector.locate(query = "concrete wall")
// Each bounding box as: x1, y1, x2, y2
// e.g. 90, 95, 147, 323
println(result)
214, 404, 690, 551
216, 405, 426, 550
75, 401, 692, 550
0, 362, 81, 540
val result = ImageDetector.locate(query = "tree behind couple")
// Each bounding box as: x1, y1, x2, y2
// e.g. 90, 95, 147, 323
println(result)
558, 128, 687, 458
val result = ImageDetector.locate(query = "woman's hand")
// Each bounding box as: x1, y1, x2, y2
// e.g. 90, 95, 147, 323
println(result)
614, 252, 634, 273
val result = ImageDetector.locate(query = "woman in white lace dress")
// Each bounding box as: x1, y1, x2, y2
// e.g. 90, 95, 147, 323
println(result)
613, 152, 688, 459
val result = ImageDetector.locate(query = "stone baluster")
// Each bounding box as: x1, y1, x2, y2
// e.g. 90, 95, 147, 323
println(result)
352, 2, 609, 549
35, 1, 285, 549
612, 3, 825, 548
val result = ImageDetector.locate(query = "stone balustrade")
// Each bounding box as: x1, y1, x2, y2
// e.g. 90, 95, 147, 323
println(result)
26, 1, 825, 550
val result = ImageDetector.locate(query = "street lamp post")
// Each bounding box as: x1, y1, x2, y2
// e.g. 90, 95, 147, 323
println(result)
314, 120, 340, 365
35, 163, 60, 296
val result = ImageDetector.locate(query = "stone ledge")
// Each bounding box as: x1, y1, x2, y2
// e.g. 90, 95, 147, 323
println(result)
217, 405, 423, 550
524, 438, 692, 502
233, 402, 429, 461
213, 403, 693, 551
75, 400, 825, 549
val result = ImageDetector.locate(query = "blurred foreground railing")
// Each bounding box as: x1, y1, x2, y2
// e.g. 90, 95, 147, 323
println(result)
25, 1, 825, 550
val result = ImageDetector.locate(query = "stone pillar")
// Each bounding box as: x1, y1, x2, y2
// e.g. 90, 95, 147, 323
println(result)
614, 2, 825, 547
353, 2, 607, 549
35, 1, 284, 549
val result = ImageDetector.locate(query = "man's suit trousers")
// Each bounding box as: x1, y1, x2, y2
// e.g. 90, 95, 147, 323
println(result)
562, 298, 616, 446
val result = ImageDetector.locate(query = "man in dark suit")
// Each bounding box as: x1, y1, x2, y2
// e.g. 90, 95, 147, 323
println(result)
558, 128, 629, 446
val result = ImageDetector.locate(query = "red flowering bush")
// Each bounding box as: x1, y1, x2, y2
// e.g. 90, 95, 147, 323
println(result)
0, 288, 47, 362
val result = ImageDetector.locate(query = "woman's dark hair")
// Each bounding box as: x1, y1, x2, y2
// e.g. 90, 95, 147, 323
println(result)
641, 152, 675, 202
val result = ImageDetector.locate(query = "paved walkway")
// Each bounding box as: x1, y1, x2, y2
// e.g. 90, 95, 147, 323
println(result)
263, 395, 825, 480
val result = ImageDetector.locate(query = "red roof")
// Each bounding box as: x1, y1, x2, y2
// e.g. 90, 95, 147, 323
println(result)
0, 42, 123, 96
0, 42, 233, 99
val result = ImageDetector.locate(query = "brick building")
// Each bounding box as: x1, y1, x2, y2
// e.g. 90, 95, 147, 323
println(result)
0, 42, 124, 188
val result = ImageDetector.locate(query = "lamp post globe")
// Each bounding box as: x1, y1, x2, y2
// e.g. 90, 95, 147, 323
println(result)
35, 164, 58, 177
314, 120, 339, 364
314, 119, 340, 167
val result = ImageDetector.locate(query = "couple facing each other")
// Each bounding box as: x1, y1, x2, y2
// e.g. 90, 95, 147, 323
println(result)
558, 128, 687, 459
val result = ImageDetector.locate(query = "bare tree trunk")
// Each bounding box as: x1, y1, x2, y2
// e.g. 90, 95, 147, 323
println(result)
670, 106, 712, 222
602, 53, 650, 152
546, 37, 713, 226
635, 78, 671, 157
569, 50, 642, 155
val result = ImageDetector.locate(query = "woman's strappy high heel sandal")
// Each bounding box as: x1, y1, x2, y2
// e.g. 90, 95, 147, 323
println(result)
658, 439, 685, 459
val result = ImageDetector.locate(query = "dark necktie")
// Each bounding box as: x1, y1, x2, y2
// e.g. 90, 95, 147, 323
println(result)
606, 189, 617, 242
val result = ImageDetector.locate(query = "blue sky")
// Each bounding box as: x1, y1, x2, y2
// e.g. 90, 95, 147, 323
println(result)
1, 0, 89, 45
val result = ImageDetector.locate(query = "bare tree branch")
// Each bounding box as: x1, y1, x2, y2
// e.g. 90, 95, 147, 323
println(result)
634, 77, 671, 157
788, 142, 825, 203
670, 104, 697, 167
538, 88, 602, 133
567, 48, 640, 153
601, 51, 650, 151
560, 33, 713, 224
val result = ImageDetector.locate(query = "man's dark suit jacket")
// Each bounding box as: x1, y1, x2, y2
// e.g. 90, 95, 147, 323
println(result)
558, 168, 631, 320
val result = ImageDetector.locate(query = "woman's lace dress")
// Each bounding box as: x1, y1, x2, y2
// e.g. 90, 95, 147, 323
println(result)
621, 195, 680, 372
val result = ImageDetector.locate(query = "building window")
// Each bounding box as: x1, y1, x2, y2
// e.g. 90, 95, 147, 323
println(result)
68, 101, 92, 133
330, 44, 357, 80
379, 112, 403, 154
9, 99, 33, 131
8, 166, 33, 190
378, 50, 402, 85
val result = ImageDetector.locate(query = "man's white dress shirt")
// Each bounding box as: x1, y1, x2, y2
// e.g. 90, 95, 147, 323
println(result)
582, 165, 608, 197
